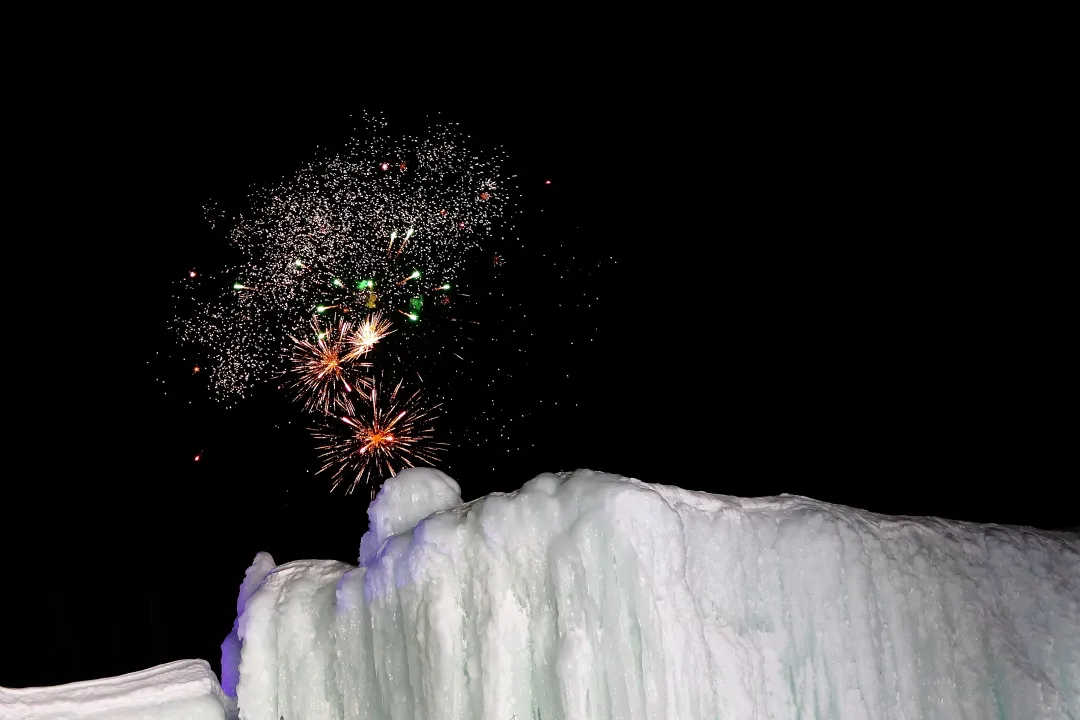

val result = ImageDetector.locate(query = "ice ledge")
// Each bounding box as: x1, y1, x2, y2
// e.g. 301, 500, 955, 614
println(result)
0, 659, 236, 720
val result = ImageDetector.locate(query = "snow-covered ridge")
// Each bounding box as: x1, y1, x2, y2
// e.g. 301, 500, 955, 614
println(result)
227, 468, 1080, 720
0, 659, 235, 719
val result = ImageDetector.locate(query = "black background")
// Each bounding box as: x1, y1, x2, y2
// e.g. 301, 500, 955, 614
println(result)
3, 97, 1072, 688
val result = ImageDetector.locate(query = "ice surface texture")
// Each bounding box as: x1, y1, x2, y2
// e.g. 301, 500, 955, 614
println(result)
227, 468, 1080, 720
0, 659, 235, 719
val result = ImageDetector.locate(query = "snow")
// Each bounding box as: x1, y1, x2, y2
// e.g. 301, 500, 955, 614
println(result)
225, 468, 1080, 719
0, 659, 235, 720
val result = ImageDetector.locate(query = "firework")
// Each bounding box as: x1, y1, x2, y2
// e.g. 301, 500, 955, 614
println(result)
314, 377, 444, 496
175, 111, 515, 400
345, 310, 394, 361
286, 317, 370, 414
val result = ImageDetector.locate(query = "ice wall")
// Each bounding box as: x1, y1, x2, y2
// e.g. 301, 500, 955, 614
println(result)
229, 469, 1080, 720
0, 659, 236, 720
221, 550, 277, 697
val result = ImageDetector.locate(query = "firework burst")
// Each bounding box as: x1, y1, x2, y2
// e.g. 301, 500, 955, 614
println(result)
174, 111, 515, 400
345, 310, 394, 361
314, 377, 444, 496
286, 317, 370, 414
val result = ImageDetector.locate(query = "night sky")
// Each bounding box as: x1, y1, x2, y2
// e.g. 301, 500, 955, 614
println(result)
4, 104, 1072, 688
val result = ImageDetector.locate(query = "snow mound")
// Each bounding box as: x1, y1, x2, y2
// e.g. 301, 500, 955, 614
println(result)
0, 659, 235, 720
228, 468, 1080, 720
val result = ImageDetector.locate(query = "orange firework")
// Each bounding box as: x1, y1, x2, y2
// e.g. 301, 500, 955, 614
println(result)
287, 317, 370, 414
344, 310, 394, 361
313, 377, 443, 496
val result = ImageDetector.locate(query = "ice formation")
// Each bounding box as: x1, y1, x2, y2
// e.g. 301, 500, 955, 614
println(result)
225, 468, 1080, 720
0, 659, 235, 719
221, 550, 277, 697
